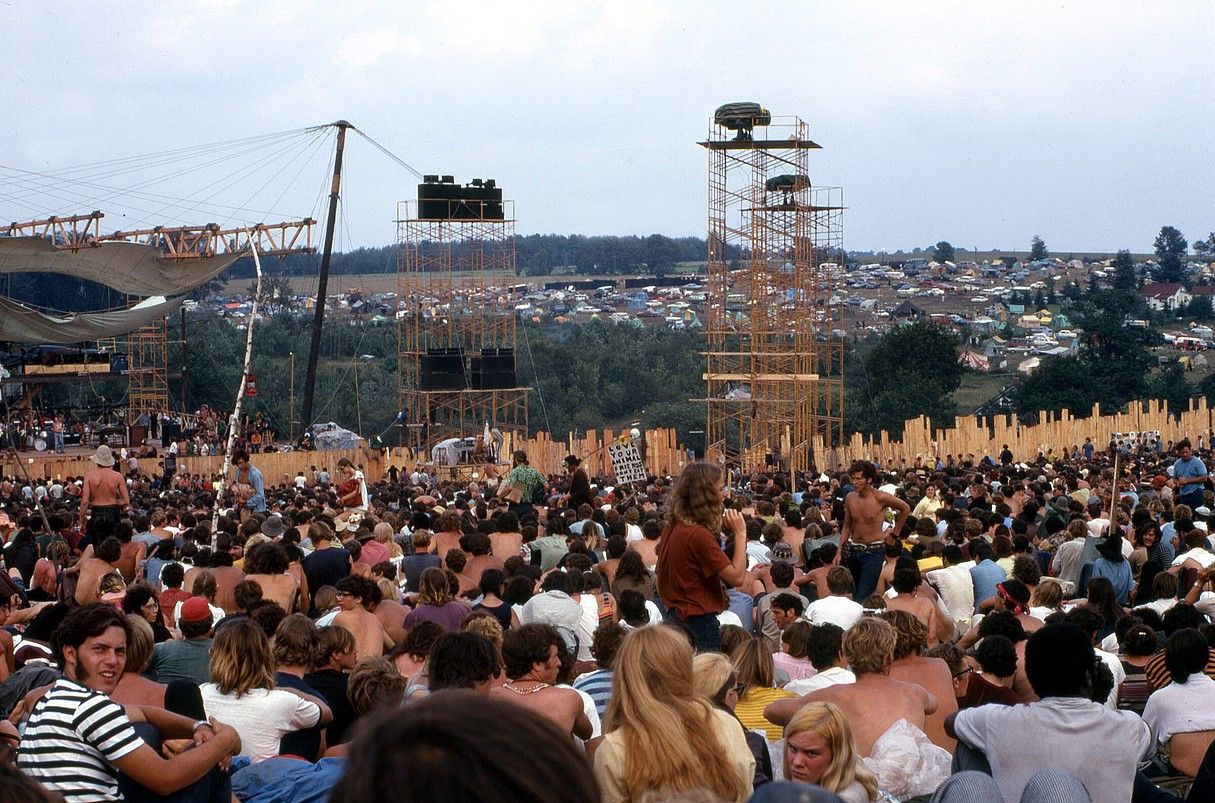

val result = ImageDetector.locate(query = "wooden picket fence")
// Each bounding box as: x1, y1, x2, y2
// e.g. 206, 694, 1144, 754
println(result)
815, 397, 1215, 468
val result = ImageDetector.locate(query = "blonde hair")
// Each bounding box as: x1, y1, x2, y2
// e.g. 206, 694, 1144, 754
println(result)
691, 652, 734, 704
667, 462, 724, 535
1031, 577, 1064, 609
373, 523, 402, 556
784, 702, 879, 798
210, 618, 276, 697
462, 612, 504, 647
604, 626, 749, 801
843, 616, 896, 676
732, 636, 775, 691
124, 614, 154, 673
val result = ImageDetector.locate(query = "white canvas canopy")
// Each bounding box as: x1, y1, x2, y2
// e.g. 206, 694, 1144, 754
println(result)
0, 295, 185, 343
0, 237, 240, 297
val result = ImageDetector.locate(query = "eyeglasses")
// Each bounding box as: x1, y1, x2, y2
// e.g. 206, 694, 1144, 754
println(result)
734, 682, 747, 695
952, 668, 974, 679
335, 591, 352, 598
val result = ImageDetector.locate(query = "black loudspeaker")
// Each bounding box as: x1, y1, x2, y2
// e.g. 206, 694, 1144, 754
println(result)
471, 348, 516, 389
419, 348, 466, 391
161, 422, 181, 447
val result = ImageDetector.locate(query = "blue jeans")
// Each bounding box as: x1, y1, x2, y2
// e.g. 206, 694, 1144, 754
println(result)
847, 544, 886, 600
664, 609, 722, 652
53, 432, 64, 453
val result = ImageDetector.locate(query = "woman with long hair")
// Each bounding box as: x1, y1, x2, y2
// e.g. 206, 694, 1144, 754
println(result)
655, 462, 747, 652
692, 651, 773, 788
404, 567, 470, 631
730, 636, 794, 740
1082, 576, 1125, 641
1029, 578, 1065, 621
609, 550, 657, 602
783, 702, 879, 802
596, 626, 753, 802
360, 522, 401, 567
200, 618, 332, 762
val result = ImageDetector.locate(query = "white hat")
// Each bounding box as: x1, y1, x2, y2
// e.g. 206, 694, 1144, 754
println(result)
90, 445, 116, 467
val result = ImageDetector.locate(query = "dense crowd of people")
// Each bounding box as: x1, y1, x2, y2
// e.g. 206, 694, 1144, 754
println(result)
4, 436, 1215, 801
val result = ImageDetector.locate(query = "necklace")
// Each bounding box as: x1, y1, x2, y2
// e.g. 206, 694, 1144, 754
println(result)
502, 680, 551, 695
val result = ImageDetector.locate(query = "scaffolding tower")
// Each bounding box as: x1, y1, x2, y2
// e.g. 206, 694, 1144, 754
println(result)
396, 197, 527, 455
699, 108, 845, 474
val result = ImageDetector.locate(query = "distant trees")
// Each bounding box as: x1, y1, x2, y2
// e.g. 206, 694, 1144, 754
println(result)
847, 321, 963, 435
1194, 232, 1215, 262
1111, 250, 1138, 291
933, 241, 955, 263
1030, 236, 1048, 261
1152, 226, 1189, 283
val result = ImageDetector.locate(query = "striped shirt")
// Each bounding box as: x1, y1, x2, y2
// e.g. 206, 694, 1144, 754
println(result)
18, 678, 143, 802
573, 668, 613, 719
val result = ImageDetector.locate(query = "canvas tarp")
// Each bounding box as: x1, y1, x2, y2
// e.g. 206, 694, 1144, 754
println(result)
0, 237, 239, 297
0, 295, 185, 343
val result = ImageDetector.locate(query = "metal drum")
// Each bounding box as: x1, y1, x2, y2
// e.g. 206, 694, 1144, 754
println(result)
34, 437, 48, 451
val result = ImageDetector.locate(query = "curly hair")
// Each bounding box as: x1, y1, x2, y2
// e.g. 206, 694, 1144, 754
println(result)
666, 462, 723, 534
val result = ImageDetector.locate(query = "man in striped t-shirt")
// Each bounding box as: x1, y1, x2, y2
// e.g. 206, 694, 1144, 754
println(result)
18, 603, 241, 802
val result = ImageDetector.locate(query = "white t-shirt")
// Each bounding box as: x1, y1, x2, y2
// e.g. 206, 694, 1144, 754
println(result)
200, 685, 320, 763
785, 666, 856, 695
805, 596, 864, 631
1142, 674, 1215, 745
953, 696, 1152, 803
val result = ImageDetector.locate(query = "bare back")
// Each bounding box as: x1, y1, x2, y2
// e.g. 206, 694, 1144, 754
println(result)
246, 573, 300, 613
372, 599, 409, 645
804, 675, 934, 757
488, 685, 584, 737
889, 655, 957, 752
334, 607, 389, 660
83, 467, 128, 508
210, 566, 246, 612
74, 557, 116, 605
489, 532, 523, 561
629, 539, 659, 568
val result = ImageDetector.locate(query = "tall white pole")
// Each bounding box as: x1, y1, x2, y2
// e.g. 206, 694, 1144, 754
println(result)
212, 240, 262, 531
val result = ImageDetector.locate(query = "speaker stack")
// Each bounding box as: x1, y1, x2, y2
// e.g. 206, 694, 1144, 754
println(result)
419, 348, 468, 391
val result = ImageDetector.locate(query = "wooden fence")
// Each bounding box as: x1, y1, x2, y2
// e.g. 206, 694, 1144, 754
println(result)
816, 397, 1215, 468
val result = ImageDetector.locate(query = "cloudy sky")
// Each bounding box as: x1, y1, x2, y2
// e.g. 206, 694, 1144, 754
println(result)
4, 1, 1212, 254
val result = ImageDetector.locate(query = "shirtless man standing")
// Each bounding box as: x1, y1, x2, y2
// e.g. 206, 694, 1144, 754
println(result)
490, 623, 593, 741
332, 576, 393, 660
79, 445, 129, 546
766, 616, 937, 758
836, 461, 909, 600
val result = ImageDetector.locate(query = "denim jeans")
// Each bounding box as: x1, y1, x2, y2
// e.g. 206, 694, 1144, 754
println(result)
847, 544, 886, 600
664, 609, 722, 652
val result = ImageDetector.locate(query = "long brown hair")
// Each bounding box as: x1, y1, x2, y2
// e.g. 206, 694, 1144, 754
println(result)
666, 461, 723, 534
210, 618, 276, 697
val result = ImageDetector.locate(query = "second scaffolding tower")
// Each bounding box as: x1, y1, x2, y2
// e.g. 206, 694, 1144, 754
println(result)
699, 104, 845, 475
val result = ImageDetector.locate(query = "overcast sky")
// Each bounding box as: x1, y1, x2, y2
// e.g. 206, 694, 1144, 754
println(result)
4, 1, 1212, 255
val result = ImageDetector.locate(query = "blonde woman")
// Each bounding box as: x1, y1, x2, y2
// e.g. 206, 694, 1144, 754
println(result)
595, 625, 754, 803
692, 651, 774, 787
731, 636, 795, 740
783, 702, 879, 802
200, 618, 332, 762
360, 522, 402, 567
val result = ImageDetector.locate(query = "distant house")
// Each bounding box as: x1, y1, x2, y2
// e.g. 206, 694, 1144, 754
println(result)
1141, 282, 1192, 312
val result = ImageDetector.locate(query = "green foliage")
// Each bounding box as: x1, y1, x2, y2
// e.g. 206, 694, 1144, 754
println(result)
933, 241, 955, 263
1188, 294, 1215, 320
1012, 355, 1102, 417
1112, 250, 1137, 291
1195, 233, 1215, 261
1153, 226, 1189, 283
847, 321, 963, 435
1146, 361, 1192, 414
1030, 236, 1048, 261
1073, 289, 1159, 408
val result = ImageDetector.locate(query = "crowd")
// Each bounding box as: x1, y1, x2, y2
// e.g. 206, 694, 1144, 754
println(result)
4, 436, 1215, 802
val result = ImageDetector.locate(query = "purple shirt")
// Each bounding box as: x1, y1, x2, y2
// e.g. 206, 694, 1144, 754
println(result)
403, 601, 471, 632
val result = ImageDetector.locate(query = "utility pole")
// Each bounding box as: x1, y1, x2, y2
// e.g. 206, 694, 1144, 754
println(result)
300, 120, 350, 433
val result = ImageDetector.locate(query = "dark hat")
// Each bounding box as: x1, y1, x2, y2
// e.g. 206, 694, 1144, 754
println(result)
564, 455, 582, 467
1096, 533, 1125, 562
260, 516, 287, 539
179, 596, 213, 625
